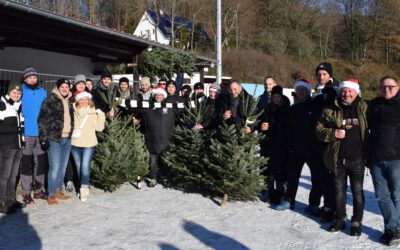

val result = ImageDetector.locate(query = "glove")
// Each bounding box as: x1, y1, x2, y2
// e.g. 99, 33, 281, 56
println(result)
40, 140, 50, 151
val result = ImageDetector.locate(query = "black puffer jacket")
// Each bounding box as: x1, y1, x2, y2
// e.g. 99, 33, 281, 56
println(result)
138, 101, 178, 153
289, 97, 324, 156
369, 92, 400, 160
0, 96, 24, 149
38, 89, 74, 142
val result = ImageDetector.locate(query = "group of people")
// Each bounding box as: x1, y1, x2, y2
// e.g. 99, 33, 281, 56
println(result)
0, 62, 399, 246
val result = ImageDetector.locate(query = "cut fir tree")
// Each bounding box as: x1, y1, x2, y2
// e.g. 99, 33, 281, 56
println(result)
163, 101, 210, 191
203, 124, 267, 206
91, 115, 149, 192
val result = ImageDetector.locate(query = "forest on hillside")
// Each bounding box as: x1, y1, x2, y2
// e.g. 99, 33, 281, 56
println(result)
17, 0, 400, 98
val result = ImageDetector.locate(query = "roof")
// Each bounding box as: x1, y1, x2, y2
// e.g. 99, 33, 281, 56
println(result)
146, 8, 209, 40
0, 0, 215, 64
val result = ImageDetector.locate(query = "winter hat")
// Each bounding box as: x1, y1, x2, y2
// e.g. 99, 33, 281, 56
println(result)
152, 86, 167, 98
194, 82, 204, 90
209, 83, 221, 93
294, 79, 313, 94
74, 74, 86, 85
8, 82, 22, 94
271, 85, 283, 96
23, 66, 38, 79
315, 62, 333, 77
339, 79, 360, 94
74, 90, 92, 102
56, 79, 70, 89
101, 71, 112, 79
140, 76, 151, 86
181, 85, 192, 92
166, 80, 176, 87
158, 78, 167, 85
119, 77, 129, 85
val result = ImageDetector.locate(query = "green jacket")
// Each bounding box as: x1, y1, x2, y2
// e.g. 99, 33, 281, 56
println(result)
315, 98, 369, 173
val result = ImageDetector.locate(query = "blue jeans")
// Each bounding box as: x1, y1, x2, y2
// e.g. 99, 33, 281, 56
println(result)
371, 160, 400, 231
71, 146, 95, 186
47, 138, 71, 195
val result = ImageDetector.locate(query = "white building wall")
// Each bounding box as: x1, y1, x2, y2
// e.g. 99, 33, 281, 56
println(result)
133, 13, 169, 45
0, 47, 95, 77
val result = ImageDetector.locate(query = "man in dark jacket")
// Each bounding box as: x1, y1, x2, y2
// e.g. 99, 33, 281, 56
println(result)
92, 71, 117, 118
275, 79, 324, 213
369, 76, 400, 246
136, 86, 179, 187
316, 79, 368, 236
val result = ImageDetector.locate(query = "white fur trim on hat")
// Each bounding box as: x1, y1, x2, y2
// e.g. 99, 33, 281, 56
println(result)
294, 80, 312, 94
339, 79, 360, 94
75, 91, 92, 102
152, 87, 167, 98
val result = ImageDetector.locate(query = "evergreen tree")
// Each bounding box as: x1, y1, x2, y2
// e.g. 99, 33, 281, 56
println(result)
91, 116, 149, 192
203, 124, 267, 206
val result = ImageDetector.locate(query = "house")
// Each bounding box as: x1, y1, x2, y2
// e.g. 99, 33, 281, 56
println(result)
133, 8, 210, 49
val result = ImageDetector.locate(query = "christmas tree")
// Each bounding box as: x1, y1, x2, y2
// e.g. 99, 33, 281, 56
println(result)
91, 116, 149, 192
203, 124, 267, 206
163, 102, 210, 191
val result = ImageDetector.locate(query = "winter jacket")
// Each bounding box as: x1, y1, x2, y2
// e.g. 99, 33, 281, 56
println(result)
38, 88, 74, 142
315, 98, 369, 172
92, 84, 117, 113
288, 97, 324, 156
257, 91, 270, 113
138, 101, 178, 153
0, 96, 24, 149
369, 92, 400, 161
21, 83, 47, 136
71, 105, 105, 148
258, 97, 290, 179
313, 78, 340, 108
201, 97, 224, 130
224, 90, 255, 128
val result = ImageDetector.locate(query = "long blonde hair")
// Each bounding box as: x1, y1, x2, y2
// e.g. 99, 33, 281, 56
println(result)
75, 98, 95, 109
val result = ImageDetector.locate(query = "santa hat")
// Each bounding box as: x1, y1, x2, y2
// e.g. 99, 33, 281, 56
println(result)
339, 79, 360, 94
152, 86, 167, 98
294, 79, 313, 94
74, 90, 92, 102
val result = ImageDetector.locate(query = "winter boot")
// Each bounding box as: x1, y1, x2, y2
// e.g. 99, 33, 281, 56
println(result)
274, 200, 291, 211
304, 205, 321, 216
22, 193, 35, 205
33, 190, 47, 200
329, 219, 346, 232
350, 221, 362, 236
6, 198, 26, 210
0, 201, 16, 214
65, 181, 74, 193
55, 190, 71, 200
47, 195, 58, 206
79, 187, 89, 202
380, 229, 400, 246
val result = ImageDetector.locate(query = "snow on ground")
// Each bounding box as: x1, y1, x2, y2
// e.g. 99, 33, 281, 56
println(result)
0, 167, 396, 250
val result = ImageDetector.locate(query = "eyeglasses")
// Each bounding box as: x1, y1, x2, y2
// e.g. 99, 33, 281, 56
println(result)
380, 85, 398, 91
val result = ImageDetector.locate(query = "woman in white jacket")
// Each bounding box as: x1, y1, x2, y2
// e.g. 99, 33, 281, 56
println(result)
71, 90, 105, 201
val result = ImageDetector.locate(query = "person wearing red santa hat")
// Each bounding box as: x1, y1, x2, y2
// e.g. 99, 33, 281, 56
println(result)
275, 78, 325, 218
316, 78, 368, 236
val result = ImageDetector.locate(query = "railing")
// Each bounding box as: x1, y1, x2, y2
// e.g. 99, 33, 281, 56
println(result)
0, 69, 74, 95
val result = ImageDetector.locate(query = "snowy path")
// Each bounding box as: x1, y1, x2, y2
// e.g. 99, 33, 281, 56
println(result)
0, 167, 395, 250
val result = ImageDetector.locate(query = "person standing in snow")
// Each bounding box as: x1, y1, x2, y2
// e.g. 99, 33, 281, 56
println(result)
38, 79, 74, 205
369, 76, 400, 246
316, 79, 368, 236
0, 82, 25, 213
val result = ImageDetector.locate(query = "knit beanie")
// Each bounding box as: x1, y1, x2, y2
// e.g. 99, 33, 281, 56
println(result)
23, 66, 38, 79
194, 82, 204, 90
315, 62, 333, 77
119, 77, 130, 85
101, 71, 112, 80
56, 79, 70, 89
74, 74, 86, 85
209, 83, 221, 93
140, 76, 151, 86
166, 80, 176, 87
271, 85, 283, 96
8, 82, 23, 94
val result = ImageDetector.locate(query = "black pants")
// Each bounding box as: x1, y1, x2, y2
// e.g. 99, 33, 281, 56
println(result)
322, 167, 335, 210
149, 153, 162, 180
334, 158, 365, 223
285, 153, 324, 207
0, 149, 22, 202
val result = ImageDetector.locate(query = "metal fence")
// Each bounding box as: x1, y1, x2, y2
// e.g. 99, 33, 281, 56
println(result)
0, 69, 74, 95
